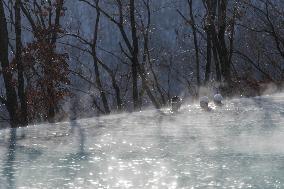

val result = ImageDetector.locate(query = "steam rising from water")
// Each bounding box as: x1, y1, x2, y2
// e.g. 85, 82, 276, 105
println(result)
0, 93, 283, 188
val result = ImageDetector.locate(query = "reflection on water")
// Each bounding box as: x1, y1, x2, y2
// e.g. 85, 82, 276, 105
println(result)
3, 128, 17, 189
0, 93, 283, 188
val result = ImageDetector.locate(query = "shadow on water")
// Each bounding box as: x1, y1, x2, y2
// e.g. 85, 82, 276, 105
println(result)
69, 119, 87, 158
59, 99, 90, 185
69, 98, 88, 159
2, 128, 43, 189
3, 128, 17, 189
252, 97, 284, 130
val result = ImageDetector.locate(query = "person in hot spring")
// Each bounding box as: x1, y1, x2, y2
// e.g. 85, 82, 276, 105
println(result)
213, 93, 224, 106
171, 96, 182, 112
200, 96, 211, 111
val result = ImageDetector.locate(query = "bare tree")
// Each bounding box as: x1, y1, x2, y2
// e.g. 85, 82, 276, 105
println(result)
93, 0, 160, 110
203, 0, 232, 84
0, 0, 19, 127
15, 0, 28, 125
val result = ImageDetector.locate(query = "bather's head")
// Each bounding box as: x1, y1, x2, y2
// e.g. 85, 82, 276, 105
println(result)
200, 96, 210, 110
213, 94, 223, 106
171, 96, 182, 112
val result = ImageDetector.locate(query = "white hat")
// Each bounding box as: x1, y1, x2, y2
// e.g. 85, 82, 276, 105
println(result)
200, 96, 209, 104
213, 94, 223, 103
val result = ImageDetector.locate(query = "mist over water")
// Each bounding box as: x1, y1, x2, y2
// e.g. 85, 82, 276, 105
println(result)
0, 93, 283, 188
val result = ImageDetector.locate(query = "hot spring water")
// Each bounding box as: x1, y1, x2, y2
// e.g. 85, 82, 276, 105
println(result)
0, 93, 283, 188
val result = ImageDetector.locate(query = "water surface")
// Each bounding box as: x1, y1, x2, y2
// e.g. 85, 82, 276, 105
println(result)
0, 94, 283, 188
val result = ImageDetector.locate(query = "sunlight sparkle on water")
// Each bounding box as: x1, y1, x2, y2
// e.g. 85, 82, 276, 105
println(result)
0, 93, 283, 188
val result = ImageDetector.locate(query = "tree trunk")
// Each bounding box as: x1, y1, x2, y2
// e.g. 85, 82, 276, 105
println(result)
205, 31, 212, 84
189, 0, 201, 87
92, 0, 110, 114
47, 0, 64, 122
96, 58, 122, 112
205, 0, 231, 84
51, 0, 64, 45
138, 64, 161, 109
111, 74, 122, 111
212, 44, 222, 82
217, 0, 231, 83
129, 0, 140, 110
0, 1, 19, 127
15, 0, 28, 126
93, 56, 110, 114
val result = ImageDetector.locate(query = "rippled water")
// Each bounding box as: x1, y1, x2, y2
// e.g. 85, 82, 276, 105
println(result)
0, 93, 284, 189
